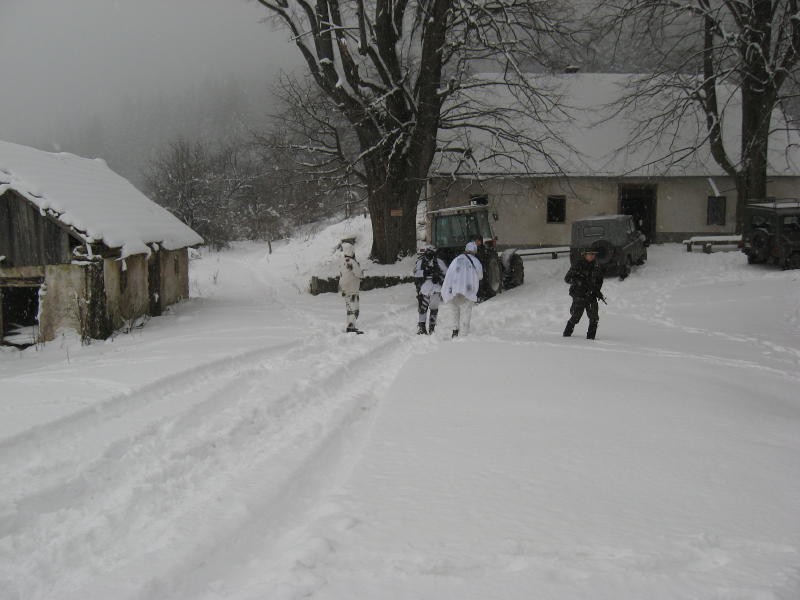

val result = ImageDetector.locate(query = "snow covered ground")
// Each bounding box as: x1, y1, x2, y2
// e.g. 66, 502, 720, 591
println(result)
1, 218, 799, 599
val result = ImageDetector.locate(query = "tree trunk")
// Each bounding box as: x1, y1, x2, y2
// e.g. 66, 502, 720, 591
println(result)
366, 177, 423, 263
736, 82, 774, 232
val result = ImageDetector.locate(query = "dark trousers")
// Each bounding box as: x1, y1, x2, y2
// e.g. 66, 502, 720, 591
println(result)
565, 297, 599, 337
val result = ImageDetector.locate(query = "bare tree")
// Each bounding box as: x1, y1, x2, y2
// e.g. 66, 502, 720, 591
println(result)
249, 0, 572, 262
605, 0, 800, 230
145, 138, 267, 248
253, 75, 367, 222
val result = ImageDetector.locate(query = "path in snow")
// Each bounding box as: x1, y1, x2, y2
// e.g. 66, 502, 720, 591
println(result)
1, 241, 799, 599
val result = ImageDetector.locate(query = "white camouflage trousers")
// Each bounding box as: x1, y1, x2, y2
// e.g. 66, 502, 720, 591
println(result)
448, 294, 474, 335
417, 291, 442, 324
344, 293, 360, 329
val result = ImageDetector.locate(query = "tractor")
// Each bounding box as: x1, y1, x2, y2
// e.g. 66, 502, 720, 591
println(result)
428, 204, 524, 299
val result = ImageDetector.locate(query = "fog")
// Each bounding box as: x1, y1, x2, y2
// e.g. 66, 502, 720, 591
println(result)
0, 0, 301, 183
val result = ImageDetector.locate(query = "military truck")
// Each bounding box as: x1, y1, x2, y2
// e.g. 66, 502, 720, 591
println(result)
741, 199, 800, 269
570, 215, 647, 279
428, 205, 524, 299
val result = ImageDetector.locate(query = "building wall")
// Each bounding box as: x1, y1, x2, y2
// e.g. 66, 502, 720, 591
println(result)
103, 254, 149, 329
0, 263, 93, 342
0, 191, 73, 266
158, 248, 190, 309
39, 264, 93, 341
428, 175, 800, 246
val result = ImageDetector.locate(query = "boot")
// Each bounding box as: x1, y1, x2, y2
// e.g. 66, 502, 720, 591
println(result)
452, 329, 459, 338
428, 311, 437, 335
563, 322, 574, 337
346, 324, 364, 334
587, 322, 597, 340
417, 323, 427, 335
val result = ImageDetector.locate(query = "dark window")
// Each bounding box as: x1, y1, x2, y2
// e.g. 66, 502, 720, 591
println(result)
783, 215, 800, 233
707, 196, 726, 226
546, 196, 566, 223
470, 195, 488, 206
583, 225, 605, 237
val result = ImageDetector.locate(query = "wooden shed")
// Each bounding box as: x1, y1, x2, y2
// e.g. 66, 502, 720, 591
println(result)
0, 140, 203, 346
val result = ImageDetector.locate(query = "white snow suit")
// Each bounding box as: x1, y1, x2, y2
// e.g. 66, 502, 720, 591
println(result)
339, 253, 363, 330
441, 252, 483, 335
413, 254, 448, 331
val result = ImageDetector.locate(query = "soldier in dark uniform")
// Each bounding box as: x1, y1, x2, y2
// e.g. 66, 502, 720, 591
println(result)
563, 248, 605, 340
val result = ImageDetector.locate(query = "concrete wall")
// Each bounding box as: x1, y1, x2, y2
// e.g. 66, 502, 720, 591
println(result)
429, 175, 800, 246
103, 254, 149, 329
0, 263, 90, 342
40, 264, 91, 341
158, 248, 190, 309
2, 247, 193, 344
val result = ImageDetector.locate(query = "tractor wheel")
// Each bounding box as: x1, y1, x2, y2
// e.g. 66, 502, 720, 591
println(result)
503, 253, 524, 289
479, 253, 503, 299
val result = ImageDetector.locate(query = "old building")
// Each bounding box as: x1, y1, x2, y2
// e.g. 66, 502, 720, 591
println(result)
0, 140, 203, 346
428, 73, 800, 246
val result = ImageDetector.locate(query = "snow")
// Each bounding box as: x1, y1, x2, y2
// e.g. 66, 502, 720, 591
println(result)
0, 140, 203, 257
1, 217, 799, 599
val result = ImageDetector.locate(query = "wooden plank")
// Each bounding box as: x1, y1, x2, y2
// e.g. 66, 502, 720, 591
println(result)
0, 276, 45, 287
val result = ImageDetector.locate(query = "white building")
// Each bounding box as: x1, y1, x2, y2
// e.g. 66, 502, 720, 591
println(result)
428, 73, 800, 246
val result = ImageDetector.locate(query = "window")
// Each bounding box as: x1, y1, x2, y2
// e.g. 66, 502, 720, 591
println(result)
783, 215, 800, 233
583, 225, 605, 237
432, 212, 491, 247
707, 196, 726, 226
546, 196, 566, 223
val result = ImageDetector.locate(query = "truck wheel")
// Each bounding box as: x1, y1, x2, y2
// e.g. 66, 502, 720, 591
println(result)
751, 229, 770, 262
503, 253, 524, 289
784, 252, 800, 270
618, 256, 632, 280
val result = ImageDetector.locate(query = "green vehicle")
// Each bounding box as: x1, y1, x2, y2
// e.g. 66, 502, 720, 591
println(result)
570, 214, 648, 279
741, 199, 800, 269
428, 205, 524, 299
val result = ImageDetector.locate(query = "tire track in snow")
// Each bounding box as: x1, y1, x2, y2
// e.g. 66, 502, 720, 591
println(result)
0, 339, 302, 493
0, 330, 422, 600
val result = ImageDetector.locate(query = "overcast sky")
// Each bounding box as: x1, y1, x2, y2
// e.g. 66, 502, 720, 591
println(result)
0, 0, 301, 147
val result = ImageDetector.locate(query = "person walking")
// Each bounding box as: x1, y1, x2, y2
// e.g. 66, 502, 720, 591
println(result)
563, 248, 605, 340
441, 241, 483, 338
339, 242, 363, 334
413, 245, 448, 334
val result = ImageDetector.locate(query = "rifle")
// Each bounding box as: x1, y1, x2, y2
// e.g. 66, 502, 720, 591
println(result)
594, 289, 607, 305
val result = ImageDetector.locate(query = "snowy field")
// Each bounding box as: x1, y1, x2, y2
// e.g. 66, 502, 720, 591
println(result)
1, 218, 799, 599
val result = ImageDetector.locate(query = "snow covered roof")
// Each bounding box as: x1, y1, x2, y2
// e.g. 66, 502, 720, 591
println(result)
0, 140, 203, 258
434, 73, 800, 178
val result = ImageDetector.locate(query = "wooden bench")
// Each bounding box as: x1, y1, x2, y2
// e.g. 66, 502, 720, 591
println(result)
683, 235, 742, 253
516, 247, 571, 260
